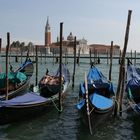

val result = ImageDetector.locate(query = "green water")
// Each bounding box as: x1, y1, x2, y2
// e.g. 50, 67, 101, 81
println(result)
0, 55, 140, 140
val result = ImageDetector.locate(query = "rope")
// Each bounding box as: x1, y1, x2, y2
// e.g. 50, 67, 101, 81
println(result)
50, 97, 63, 112
119, 104, 131, 113
113, 96, 132, 114
89, 106, 94, 114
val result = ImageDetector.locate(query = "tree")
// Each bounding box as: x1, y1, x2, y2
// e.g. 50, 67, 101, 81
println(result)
27, 42, 34, 54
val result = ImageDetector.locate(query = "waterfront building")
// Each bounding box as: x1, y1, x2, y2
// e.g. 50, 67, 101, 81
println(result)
51, 32, 89, 55
5, 17, 120, 56
89, 44, 120, 55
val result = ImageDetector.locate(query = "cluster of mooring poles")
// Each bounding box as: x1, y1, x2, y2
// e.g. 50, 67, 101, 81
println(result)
0, 10, 134, 132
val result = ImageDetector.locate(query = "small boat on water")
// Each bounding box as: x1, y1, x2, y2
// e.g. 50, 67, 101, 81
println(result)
77, 65, 115, 132
0, 92, 55, 124
0, 57, 34, 100
126, 62, 140, 114
39, 64, 70, 98
0, 64, 70, 125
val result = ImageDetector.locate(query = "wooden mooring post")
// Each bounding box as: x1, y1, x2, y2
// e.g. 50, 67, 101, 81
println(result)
97, 52, 100, 64
84, 72, 93, 135
134, 50, 136, 66
107, 50, 109, 65
15, 56, 18, 62
77, 48, 80, 66
115, 10, 132, 116
130, 50, 132, 63
109, 41, 113, 81
93, 48, 95, 64
5, 32, 10, 100
35, 45, 38, 86
59, 22, 63, 112
72, 36, 76, 89
0, 38, 1, 53
20, 47, 23, 64
0, 38, 2, 73
89, 48, 92, 65
52, 48, 55, 65
40, 51, 42, 64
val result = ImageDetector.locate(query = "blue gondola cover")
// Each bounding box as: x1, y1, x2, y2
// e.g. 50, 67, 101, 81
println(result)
0, 92, 48, 107
89, 93, 113, 110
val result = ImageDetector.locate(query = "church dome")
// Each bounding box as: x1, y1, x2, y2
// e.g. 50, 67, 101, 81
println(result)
67, 32, 74, 41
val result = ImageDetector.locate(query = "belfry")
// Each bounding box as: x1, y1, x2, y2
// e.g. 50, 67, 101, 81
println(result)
45, 17, 51, 47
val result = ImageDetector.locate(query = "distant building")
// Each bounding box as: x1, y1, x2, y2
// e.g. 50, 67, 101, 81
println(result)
36, 17, 120, 55
51, 32, 89, 54
89, 44, 120, 55
36, 17, 51, 54
45, 16, 51, 47
77, 38, 89, 54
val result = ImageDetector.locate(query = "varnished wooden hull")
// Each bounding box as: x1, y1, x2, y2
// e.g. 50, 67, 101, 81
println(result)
39, 64, 70, 98
80, 102, 114, 131
0, 58, 34, 100
0, 93, 60, 125
0, 79, 30, 100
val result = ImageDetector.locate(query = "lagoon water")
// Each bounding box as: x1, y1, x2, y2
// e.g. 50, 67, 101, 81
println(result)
0, 54, 140, 140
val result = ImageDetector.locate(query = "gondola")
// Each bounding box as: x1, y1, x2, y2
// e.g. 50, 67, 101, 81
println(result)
126, 62, 140, 115
39, 64, 70, 98
0, 64, 70, 125
0, 57, 34, 100
77, 65, 115, 132
0, 92, 55, 124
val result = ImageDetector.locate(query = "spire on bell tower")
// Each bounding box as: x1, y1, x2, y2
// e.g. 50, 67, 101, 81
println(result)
45, 16, 51, 46
45, 16, 50, 32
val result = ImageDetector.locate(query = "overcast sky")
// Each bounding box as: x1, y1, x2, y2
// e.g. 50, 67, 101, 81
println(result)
0, 0, 140, 52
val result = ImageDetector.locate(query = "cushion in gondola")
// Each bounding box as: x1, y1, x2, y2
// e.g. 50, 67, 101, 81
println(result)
89, 93, 113, 110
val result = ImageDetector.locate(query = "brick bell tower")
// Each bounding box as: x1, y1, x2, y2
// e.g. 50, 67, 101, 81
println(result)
45, 16, 51, 46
